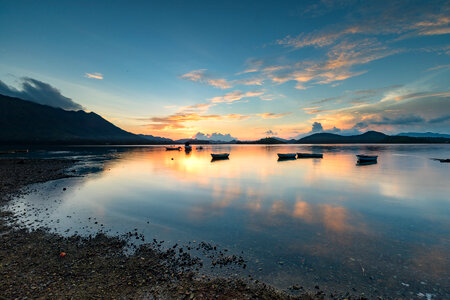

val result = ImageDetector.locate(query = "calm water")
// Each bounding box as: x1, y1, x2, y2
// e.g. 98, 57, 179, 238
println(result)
7, 145, 450, 298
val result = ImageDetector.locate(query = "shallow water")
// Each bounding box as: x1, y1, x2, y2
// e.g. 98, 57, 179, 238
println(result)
7, 145, 450, 298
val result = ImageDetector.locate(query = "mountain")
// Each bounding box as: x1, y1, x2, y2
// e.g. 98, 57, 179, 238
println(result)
296, 131, 450, 144
138, 134, 174, 143
0, 94, 147, 145
237, 137, 286, 144
270, 137, 289, 142
298, 131, 388, 143
397, 132, 450, 139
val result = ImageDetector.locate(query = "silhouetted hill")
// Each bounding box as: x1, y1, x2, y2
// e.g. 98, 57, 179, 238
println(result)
138, 134, 174, 143
175, 139, 212, 144
237, 137, 286, 144
0, 94, 147, 145
296, 131, 450, 144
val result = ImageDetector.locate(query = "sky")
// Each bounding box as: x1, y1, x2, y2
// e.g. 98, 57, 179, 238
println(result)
0, 0, 449, 140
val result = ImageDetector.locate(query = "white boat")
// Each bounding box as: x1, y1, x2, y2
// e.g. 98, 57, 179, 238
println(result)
297, 153, 323, 158
356, 154, 378, 162
211, 153, 229, 159
277, 153, 297, 159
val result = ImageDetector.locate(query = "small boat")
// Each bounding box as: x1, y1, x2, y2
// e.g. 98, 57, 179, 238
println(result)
211, 153, 229, 159
166, 147, 181, 151
297, 153, 323, 158
184, 142, 192, 151
277, 153, 297, 159
197, 146, 204, 150
356, 154, 378, 162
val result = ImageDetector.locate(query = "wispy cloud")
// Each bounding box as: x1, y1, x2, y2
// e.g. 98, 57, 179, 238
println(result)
180, 102, 214, 113
302, 106, 328, 114
308, 88, 450, 132
181, 69, 265, 89
181, 69, 232, 89
303, 106, 321, 111
235, 77, 264, 86
262, 2, 450, 90
268, 38, 401, 89
381, 91, 450, 102
236, 68, 259, 75
144, 112, 249, 130
85, 72, 103, 80
310, 85, 404, 106
276, 28, 358, 49
209, 90, 264, 103
426, 64, 450, 71
256, 113, 292, 119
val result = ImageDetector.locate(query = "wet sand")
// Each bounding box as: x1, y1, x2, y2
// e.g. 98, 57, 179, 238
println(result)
0, 158, 320, 299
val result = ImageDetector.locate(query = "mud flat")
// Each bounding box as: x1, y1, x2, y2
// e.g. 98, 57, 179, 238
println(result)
0, 158, 322, 299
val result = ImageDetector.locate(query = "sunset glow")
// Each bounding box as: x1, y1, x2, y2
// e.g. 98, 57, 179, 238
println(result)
1, 0, 448, 140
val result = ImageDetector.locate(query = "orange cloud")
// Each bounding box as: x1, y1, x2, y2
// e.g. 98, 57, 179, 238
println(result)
181, 69, 232, 89
207, 78, 232, 89
209, 90, 263, 103
145, 112, 249, 130
85, 72, 103, 79
256, 113, 292, 119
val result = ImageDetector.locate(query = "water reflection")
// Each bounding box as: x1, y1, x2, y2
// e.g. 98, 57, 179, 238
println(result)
7, 144, 450, 296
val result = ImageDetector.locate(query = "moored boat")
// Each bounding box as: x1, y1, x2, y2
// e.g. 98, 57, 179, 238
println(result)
277, 153, 297, 159
297, 153, 323, 158
211, 153, 229, 159
166, 146, 181, 151
356, 154, 378, 162
183, 141, 192, 151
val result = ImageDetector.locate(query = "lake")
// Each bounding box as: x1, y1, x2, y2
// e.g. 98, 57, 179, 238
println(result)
7, 144, 450, 298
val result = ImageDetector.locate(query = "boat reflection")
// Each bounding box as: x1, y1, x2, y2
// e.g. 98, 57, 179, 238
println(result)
356, 160, 377, 166
277, 157, 296, 162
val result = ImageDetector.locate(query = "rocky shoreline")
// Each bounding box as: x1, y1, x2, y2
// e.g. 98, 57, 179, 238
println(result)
0, 158, 322, 299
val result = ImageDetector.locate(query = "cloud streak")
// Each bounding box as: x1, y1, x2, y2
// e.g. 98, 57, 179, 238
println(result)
144, 112, 248, 130
85, 72, 104, 80
181, 69, 232, 89
309, 88, 450, 132
209, 90, 264, 103
256, 113, 292, 119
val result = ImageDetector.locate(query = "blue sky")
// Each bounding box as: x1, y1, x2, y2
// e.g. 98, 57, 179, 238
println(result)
0, 0, 449, 139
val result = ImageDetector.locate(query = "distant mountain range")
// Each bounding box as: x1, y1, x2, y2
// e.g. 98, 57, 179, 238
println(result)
237, 137, 287, 144
1, 93, 449, 145
0, 94, 147, 145
295, 131, 450, 144
138, 134, 174, 143
397, 132, 450, 139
